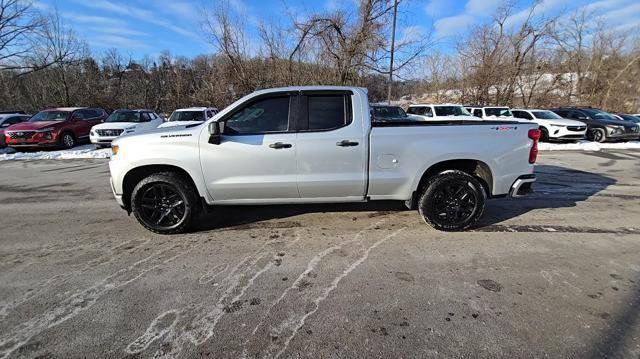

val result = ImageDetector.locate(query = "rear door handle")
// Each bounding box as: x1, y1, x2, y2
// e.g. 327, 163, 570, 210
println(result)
269, 142, 292, 149
336, 140, 359, 147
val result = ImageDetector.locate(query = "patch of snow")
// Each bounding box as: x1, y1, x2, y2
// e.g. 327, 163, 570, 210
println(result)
539, 140, 640, 151
0, 145, 111, 161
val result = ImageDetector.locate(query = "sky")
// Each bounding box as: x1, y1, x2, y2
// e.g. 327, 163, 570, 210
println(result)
31, 0, 640, 60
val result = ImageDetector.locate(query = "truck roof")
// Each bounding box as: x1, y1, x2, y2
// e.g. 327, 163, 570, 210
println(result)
409, 103, 464, 107
175, 107, 216, 111
253, 85, 367, 95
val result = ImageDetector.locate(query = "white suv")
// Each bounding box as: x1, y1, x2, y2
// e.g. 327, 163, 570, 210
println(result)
465, 106, 519, 120
90, 109, 163, 148
407, 104, 480, 121
512, 109, 587, 142
159, 107, 219, 128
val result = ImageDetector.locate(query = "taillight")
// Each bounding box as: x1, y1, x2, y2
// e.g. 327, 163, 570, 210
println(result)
528, 129, 540, 164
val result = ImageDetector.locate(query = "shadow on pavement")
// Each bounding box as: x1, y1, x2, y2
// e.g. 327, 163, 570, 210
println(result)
194, 201, 409, 232
195, 164, 617, 233
477, 164, 618, 230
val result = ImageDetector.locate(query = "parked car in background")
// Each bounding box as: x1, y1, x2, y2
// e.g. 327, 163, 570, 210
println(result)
158, 107, 218, 128
90, 109, 163, 148
465, 106, 517, 120
511, 109, 587, 142
370, 104, 411, 122
4, 107, 107, 149
0, 113, 31, 147
407, 104, 480, 121
550, 107, 639, 142
109, 86, 539, 234
613, 114, 640, 140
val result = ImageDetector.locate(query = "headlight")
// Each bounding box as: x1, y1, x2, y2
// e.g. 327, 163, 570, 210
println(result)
90, 130, 95, 136
36, 127, 55, 133
112, 145, 119, 155
607, 125, 623, 135
550, 124, 564, 127
125, 126, 136, 133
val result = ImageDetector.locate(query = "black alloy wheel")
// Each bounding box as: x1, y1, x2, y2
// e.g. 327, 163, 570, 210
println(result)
138, 184, 186, 229
418, 170, 486, 231
131, 172, 198, 234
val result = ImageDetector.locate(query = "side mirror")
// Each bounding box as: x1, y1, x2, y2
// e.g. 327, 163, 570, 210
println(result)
208, 121, 224, 145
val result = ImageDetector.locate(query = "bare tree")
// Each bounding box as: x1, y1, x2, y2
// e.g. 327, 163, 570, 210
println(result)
0, 0, 42, 70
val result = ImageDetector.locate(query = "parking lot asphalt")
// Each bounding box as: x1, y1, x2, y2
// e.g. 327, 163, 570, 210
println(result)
0, 151, 639, 359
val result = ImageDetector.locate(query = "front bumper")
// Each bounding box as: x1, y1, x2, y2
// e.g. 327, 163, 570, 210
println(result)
110, 177, 126, 209
90, 135, 118, 145
509, 174, 536, 198
5, 131, 59, 147
548, 126, 586, 140
607, 132, 639, 141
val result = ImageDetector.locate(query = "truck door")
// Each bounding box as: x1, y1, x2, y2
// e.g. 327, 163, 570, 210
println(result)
200, 92, 300, 202
295, 90, 367, 200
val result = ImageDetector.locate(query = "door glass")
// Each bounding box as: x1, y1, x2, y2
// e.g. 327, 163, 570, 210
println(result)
308, 95, 347, 130
225, 96, 289, 134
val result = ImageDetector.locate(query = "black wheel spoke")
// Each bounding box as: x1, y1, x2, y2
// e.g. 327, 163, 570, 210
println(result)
137, 182, 187, 229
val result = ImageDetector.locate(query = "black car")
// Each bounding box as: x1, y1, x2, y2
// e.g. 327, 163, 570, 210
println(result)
370, 105, 410, 122
615, 114, 640, 140
550, 107, 639, 142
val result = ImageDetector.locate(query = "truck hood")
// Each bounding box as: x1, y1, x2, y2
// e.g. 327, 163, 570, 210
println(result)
6, 121, 62, 131
158, 121, 204, 128
92, 122, 139, 130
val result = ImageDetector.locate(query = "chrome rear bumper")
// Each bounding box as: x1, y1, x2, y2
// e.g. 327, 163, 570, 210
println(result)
509, 174, 536, 198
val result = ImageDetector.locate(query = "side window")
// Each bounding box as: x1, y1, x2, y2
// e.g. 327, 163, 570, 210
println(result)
141, 112, 152, 122
306, 95, 348, 131
473, 109, 482, 118
72, 111, 86, 120
206, 110, 213, 119
569, 110, 582, 119
79, 109, 95, 120
224, 96, 290, 135
424, 107, 433, 117
407, 107, 417, 115
553, 110, 567, 117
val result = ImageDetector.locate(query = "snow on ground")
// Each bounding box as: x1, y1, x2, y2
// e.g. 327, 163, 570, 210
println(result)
0, 139, 638, 161
539, 140, 640, 151
0, 145, 111, 161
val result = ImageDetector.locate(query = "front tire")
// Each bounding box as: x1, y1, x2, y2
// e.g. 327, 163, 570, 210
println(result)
588, 128, 606, 143
418, 170, 486, 231
539, 127, 550, 142
60, 132, 76, 149
131, 172, 199, 234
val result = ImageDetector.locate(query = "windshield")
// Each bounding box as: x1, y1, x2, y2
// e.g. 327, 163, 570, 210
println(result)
531, 111, 563, 120
372, 106, 406, 119
29, 111, 70, 122
106, 111, 141, 123
484, 108, 513, 117
169, 111, 204, 122
583, 109, 619, 121
434, 106, 471, 116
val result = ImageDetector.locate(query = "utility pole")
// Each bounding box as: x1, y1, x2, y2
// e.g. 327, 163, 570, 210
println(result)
387, 0, 398, 105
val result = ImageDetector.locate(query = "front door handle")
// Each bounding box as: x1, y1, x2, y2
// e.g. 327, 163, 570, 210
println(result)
269, 142, 292, 149
336, 140, 359, 147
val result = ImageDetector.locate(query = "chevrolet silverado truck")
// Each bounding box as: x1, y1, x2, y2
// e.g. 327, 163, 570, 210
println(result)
109, 86, 539, 234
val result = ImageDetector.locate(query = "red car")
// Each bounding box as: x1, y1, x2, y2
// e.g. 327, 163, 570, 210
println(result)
4, 107, 107, 149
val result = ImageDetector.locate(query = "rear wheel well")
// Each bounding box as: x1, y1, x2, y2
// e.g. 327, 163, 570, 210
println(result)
408, 159, 493, 209
122, 165, 199, 212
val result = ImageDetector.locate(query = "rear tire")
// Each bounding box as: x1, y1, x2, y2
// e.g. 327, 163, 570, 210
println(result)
131, 172, 199, 234
418, 170, 486, 231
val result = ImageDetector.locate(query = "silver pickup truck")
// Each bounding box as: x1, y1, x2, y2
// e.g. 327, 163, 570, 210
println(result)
109, 86, 539, 234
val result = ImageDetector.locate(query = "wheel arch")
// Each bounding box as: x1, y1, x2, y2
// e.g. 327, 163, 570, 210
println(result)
407, 159, 493, 209
121, 164, 200, 212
